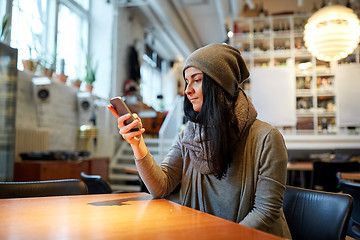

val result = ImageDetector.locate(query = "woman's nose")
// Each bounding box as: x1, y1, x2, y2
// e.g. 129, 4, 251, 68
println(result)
185, 83, 192, 95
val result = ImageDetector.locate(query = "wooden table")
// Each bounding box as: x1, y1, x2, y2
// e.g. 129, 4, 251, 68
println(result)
287, 162, 314, 188
0, 192, 283, 239
338, 172, 360, 181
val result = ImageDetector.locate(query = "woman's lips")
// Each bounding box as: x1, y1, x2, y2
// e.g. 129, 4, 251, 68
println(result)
189, 98, 197, 103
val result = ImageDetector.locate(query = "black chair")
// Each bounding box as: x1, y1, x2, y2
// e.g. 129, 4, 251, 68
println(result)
80, 172, 113, 194
311, 161, 360, 192
283, 185, 353, 240
0, 179, 88, 199
338, 177, 360, 239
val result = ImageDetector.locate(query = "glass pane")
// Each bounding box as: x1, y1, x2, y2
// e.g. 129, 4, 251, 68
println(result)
10, 0, 48, 70
0, 0, 7, 21
74, 0, 89, 10
57, 3, 88, 82
140, 61, 162, 111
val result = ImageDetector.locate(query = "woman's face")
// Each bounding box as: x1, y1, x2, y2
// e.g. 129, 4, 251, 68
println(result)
184, 67, 203, 112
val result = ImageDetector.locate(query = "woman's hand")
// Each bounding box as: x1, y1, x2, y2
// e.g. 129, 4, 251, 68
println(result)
107, 105, 145, 146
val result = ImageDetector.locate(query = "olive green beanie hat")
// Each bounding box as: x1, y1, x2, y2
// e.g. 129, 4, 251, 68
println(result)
183, 43, 249, 97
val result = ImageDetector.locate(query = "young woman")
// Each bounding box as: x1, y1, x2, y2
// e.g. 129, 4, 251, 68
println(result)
108, 43, 291, 238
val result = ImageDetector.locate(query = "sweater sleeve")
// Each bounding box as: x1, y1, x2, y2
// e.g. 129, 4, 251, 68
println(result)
240, 128, 288, 232
135, 133, 184, 198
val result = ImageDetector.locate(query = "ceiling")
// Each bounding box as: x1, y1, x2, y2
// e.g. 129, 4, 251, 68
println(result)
114, 0, 239, 60
114, 0, 360, 61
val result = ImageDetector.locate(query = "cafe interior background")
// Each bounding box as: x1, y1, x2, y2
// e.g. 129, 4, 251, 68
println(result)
1, 0, 360, 192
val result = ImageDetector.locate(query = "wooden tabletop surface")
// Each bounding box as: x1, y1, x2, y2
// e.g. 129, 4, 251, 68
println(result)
339, 172, 360, 181
287, 161, 314, 171
0, 192, 283, 239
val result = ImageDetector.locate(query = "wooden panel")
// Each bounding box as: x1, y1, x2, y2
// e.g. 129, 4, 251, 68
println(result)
88, 158, 109, 180
68, 161, 90, 179
14, 162, 41, 181
39, 162, 71, 180
13, 158, 109, 181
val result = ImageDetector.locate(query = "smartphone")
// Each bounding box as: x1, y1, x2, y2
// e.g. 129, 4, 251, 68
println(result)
110, 97, 140, 131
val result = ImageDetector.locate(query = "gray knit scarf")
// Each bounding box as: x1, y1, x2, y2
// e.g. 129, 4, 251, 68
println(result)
182, 88, 258, 174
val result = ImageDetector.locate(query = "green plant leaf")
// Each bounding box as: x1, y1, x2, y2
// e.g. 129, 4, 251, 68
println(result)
1, 15, 10, 41
84, 56, 98, 85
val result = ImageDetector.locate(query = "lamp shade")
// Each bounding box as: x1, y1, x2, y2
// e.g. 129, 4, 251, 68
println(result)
304, 5, 360, 61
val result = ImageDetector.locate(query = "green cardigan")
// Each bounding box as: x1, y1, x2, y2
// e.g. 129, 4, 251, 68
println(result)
135, 119, 291, 238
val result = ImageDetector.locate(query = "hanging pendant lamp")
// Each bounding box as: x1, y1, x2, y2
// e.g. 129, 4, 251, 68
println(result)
304, 4, 360, 62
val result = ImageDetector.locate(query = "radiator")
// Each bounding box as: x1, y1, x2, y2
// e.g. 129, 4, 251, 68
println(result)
15, 128, 50, 161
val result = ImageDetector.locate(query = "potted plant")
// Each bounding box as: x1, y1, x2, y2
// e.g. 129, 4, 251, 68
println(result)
84, 56, 97, 92
71, 78, 82, 88
22, 46, 39, 72
38, 52, 56, 78
1, 14, 10, 43
56, 58, 68, 83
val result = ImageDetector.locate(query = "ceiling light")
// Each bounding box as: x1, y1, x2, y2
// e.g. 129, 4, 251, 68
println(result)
303, 5, 360, 62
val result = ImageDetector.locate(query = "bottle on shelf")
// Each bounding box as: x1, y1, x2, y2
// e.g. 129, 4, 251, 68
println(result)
346, 0, 351, 8
312, 1, 318, 12
258, 2, 265, 17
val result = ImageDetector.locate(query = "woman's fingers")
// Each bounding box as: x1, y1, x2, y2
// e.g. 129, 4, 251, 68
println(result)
121, 128, 145, 140
117, 114, 132, 128
132, 113, 143, 128
107, 105, 120, 118
108, 105, 146, 145
119, 117, 141, 134
121, 127, 145, 145
115, 113, 145, 145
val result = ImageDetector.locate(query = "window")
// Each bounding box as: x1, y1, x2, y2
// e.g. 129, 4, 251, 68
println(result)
140, 61, 162, 111
10, 0, 48, 69
57, 1, 88, 80
9, 0, 89, 82
0, 0, 7, 24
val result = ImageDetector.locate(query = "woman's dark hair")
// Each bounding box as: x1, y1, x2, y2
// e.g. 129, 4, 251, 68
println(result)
184, 73, 240, 179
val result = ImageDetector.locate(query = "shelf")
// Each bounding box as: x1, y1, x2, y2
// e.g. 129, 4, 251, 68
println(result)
231, 14, 359, 136
253, 33, 271, 39
273, 32, 291, 38
294, 50, 312, 58
296, 90, 313, 97
317, 91, 335, 96
253, 52, 271, 59
274, 50, 291, 58
296, 109, 315, 116
233, 33, 251, 40
317, 111, 336, 117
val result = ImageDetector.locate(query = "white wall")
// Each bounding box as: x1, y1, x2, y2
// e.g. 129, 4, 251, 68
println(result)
89, 0, 114, 99
113, 7, 146, 97
15, 70, 114, 161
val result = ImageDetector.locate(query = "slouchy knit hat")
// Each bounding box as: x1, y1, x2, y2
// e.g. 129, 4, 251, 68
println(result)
183, 43, 249, 97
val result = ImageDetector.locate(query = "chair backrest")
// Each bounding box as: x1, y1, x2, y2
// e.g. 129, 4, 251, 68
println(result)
80, 172, 112, 194
338, 178, 360, 239
0, 179, 88, 199
283, 185, 353, 240
312, 161, 360, 192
